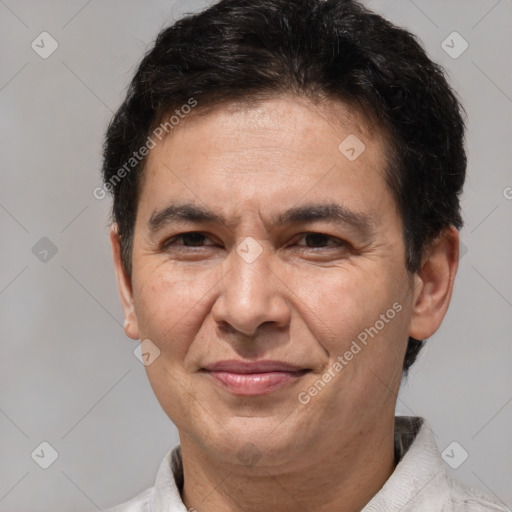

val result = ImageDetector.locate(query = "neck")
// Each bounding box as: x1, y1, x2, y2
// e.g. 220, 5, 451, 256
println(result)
179, 416, 396, 512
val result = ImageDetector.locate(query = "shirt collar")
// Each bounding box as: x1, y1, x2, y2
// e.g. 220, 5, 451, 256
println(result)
150, 416, 449, 512
151, 443, 187, 512
362, 416, 452, 511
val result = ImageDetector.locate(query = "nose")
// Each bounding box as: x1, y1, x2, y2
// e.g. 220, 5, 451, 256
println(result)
210, 245, 291, 337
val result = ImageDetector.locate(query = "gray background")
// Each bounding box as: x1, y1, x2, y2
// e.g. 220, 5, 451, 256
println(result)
0, 0, 511, 510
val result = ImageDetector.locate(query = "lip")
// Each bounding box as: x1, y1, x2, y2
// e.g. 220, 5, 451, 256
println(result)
202, 360, 310, 396
204, 359, 306, 373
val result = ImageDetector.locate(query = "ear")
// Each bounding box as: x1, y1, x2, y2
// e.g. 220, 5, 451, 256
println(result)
409, 226, 460, 340
110, 225, 140, 340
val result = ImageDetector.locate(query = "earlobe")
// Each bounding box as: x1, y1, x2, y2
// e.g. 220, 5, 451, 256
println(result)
110, 225, 140, 340
408, 226, 460, 341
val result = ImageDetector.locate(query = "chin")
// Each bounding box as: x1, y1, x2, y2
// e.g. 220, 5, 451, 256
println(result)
202, 426, 303, 469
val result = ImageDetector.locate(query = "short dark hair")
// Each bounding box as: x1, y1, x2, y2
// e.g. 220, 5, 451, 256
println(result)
102, 0, 466, 375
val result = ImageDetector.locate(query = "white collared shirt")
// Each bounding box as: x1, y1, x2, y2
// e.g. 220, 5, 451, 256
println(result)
104, 416, 510, 512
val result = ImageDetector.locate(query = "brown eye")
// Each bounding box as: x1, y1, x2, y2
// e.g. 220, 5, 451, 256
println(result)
162, 232, 214, 249
296, 233, 346, 249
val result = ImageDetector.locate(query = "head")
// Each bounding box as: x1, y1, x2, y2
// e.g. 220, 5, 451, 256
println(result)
102, 0, 465, 468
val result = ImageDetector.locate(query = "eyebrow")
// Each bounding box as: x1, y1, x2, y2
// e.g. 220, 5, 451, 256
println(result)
148, 202, 374, 236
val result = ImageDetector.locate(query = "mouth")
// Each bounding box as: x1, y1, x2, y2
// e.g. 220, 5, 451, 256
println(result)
200, 360, 311, 396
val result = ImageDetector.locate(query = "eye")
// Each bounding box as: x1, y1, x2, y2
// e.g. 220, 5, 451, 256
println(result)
294, 232, 347, 249
162, 232, 215, 249
160, 231, 348, 253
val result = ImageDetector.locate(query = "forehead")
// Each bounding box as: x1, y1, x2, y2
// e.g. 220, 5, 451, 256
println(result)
138, 95, 395, 227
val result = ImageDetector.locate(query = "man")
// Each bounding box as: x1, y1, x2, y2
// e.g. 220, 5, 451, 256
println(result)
101, 0, 509, 510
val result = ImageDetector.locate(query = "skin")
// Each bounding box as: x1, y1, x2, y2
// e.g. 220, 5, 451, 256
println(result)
110, 95, 459, 512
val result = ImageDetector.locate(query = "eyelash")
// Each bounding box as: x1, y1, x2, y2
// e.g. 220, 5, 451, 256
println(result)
161, 231, 348, 251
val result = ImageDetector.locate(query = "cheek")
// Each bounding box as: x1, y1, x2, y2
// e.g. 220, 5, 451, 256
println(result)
304, 270, 409, 407
289, 263, 400, 354
131, 265, 212, 354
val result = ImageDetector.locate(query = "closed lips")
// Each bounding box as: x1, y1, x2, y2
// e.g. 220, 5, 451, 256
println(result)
202, 360, 310, 373
201, 360, 311, 396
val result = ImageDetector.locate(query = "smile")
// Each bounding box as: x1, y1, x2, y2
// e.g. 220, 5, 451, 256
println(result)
201, 359, 311, 396
204, 370, 310, 395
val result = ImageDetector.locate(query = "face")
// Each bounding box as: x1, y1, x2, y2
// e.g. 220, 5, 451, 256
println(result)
111, 96, 454, 471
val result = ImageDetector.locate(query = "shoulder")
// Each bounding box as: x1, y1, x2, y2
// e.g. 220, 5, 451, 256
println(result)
102, 486, 154, 512
447, 476, 511, 512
